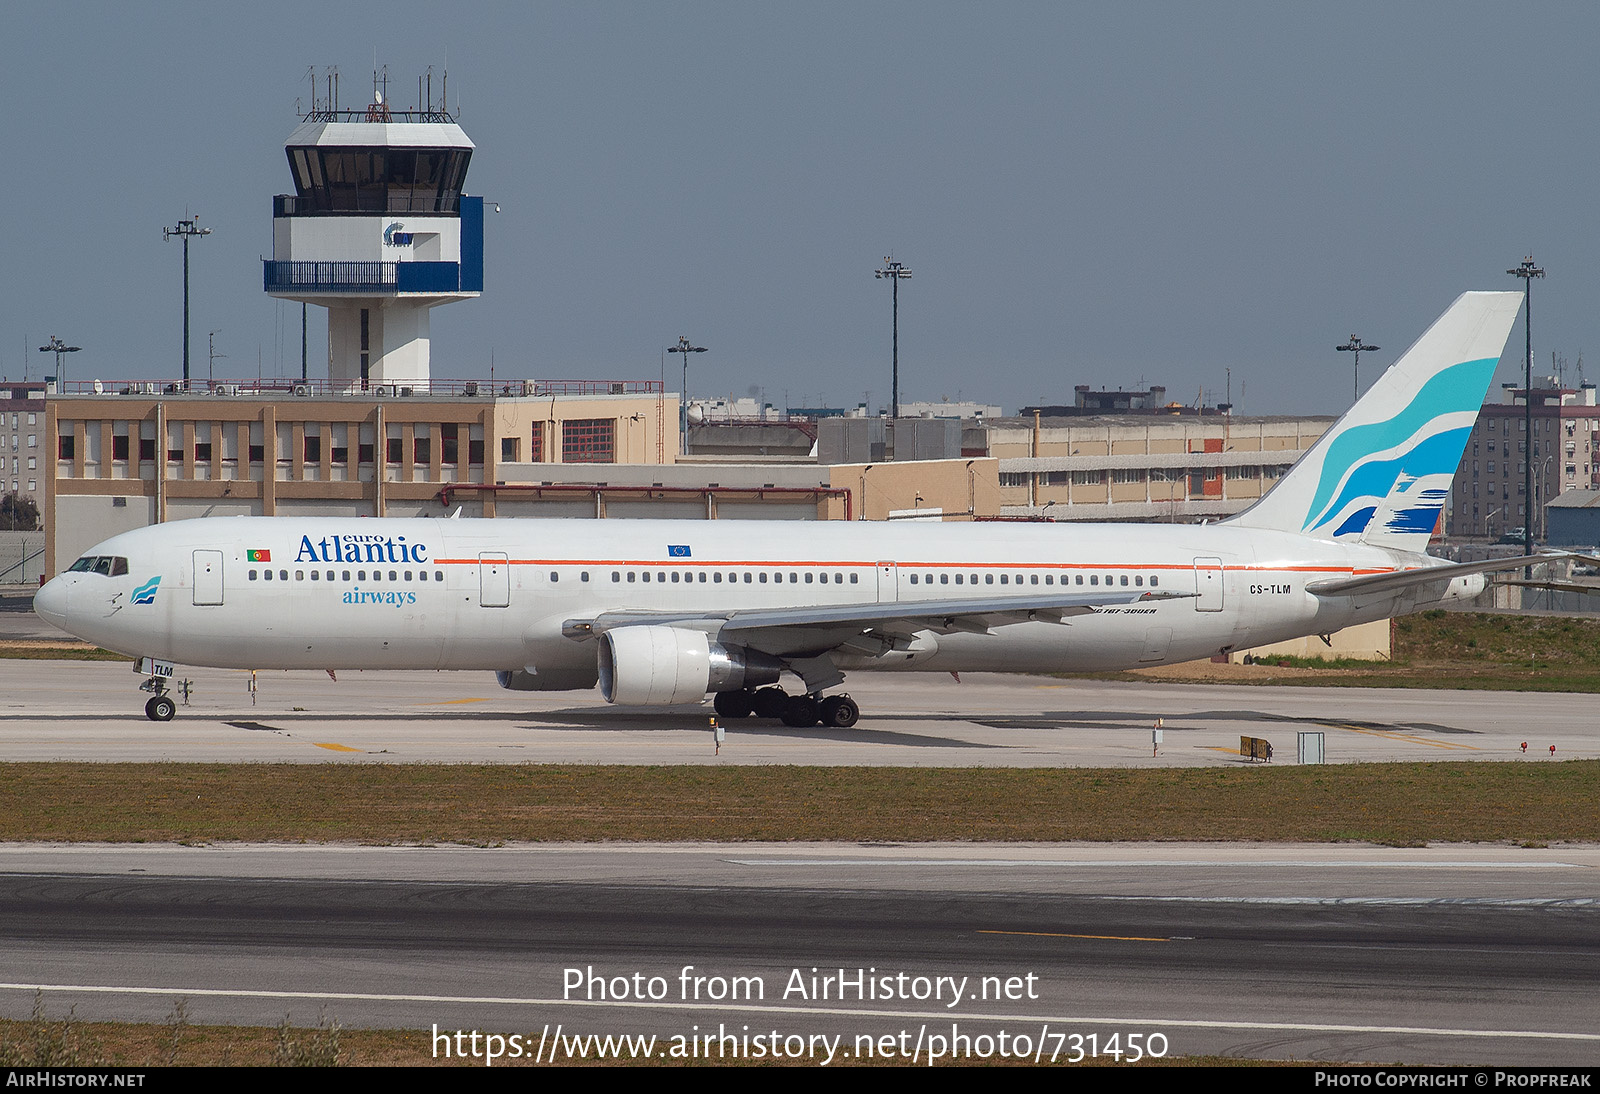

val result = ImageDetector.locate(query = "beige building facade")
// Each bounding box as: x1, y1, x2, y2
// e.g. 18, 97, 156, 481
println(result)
981, 413, 1333, 521
47, 384, 675, 575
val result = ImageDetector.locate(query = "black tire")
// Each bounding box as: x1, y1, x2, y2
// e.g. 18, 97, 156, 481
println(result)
713, 690, 754, 718
145, 695, 176, 722
820, 695, 859, 728
780, 695, 820, 728
752, 686, 789, 719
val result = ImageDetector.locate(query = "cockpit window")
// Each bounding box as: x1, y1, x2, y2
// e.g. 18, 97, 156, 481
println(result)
66, 555, 130, 577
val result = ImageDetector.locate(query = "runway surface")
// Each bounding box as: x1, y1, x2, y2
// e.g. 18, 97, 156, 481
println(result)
0, 842, 1594, 1066
0, 660, 1592, 766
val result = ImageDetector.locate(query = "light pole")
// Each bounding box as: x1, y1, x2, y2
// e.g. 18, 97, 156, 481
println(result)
874, 257, 912, 418
1336, 335, 1379, 402
38, 336, 81, 390
1508, 256, 1544, 565
164, 216, 212, 386
668, 336, 707, 456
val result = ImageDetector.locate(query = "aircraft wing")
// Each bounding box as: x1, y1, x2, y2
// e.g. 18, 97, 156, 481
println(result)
1304, 553, 1581, 597
563, 589, 1189, 656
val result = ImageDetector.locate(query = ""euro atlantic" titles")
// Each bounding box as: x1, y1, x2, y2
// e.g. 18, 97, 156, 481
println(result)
295, 534, 429, 565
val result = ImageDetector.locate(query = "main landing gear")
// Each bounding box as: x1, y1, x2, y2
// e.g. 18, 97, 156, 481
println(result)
713, 687, 860, 729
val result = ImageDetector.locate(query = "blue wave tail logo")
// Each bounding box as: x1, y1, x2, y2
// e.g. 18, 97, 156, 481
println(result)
131, 577, 161, 605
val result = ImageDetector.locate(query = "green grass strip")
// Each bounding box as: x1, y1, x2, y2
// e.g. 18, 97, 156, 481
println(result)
1, 761, 1595, 845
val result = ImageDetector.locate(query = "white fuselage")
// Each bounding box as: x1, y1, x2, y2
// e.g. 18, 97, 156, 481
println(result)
36, 516, 1464, 687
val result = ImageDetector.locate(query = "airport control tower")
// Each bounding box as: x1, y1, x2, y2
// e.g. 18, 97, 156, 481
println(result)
263, 73, 482, 391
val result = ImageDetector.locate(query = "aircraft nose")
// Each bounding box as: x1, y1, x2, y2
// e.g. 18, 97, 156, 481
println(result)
33, 577, 70, 633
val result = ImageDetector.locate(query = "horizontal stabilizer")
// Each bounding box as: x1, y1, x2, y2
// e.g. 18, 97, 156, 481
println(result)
1306, 553, 1575, 596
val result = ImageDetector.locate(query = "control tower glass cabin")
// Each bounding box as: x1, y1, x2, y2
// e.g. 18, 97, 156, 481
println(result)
263, 102, 483, 392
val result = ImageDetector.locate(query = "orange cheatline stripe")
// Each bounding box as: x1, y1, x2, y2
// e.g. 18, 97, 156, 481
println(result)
432, 557, 1396, 577
978, 929, 1171, 942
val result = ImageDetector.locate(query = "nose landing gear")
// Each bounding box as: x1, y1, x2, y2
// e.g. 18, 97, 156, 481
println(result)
135, 657, 182, 721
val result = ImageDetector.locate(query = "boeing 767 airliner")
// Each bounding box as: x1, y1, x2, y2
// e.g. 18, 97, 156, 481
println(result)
35, 292, 1551, 724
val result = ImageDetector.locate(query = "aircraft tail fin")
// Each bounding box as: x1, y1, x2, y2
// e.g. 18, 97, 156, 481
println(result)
1227, 291, 1523, 552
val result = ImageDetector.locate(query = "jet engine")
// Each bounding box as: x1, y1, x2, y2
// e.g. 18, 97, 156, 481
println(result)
597, 625, 781, 705
495, 662, 599, 692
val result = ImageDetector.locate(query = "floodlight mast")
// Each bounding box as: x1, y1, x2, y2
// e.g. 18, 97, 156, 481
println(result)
1507, 255, 1544, 567
874, 257, 912, 418
164, 216, 213, 386
668, 336, 708, 456
38, 336, 81, 389
1336, 335, 1379, 402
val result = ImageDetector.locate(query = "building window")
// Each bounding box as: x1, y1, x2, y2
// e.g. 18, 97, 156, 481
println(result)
562, 419, 616, 463
468, 439, 484, 465
387, 438, 403, 464
194, 443, 212, 462
501, 437, 518, 462
112, 436, 129, 461
57, 435, 74, 460
141, 439, 157, 462
530, 421, 545, 462
248, 444, 264, 463
304, 436, 322, 463
413, 437, 431, 464
440, 424, 458, 464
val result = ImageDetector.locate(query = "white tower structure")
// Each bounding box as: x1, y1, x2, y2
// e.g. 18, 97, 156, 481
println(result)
264, 78, 483, 391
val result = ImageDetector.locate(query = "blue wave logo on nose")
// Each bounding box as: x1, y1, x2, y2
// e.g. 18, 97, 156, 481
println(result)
131, 577, 161, 605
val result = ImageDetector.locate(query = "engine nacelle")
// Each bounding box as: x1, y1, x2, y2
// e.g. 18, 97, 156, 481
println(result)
495, 661, 599, 692
597, 625, 781, 705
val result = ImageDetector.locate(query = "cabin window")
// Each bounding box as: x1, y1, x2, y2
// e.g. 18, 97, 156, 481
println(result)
551, 571, 560, 582
1150, 576, 1159, 587
908, 574, 917, 585
1135, 576, 1143, 586
249, 569, 257, 581
280, 570, 289, 581
627, 572, 636, 583
1120, 575, 1129, 586
342, 571, 351, 581
1090, 575, 1098, 586
999, 574, 1008, 585
311, 571, 319, 581
263, 570, 272, 581
850, 573, 859, 584
581, 571, 590, 583
670, 572, 679, 583
985, 574, 994, 585
642, 572, 651, 582
759, 573, 768, 584
612, 571, 621, 582
697, 572, 706, 583
743, 573, 752, 583
1075, 575, 1083, 585
940, 574, 949, 584
1031, 575, 1039, 585
713, 572, 722, 583
955, 574, 963, 585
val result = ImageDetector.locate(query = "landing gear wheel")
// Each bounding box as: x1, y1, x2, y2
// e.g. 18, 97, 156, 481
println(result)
713, 690, 754, 718
753, 687, 789, 719
145, 694, 176, 722
780, 695, 820, 728
820, 695, 859, 728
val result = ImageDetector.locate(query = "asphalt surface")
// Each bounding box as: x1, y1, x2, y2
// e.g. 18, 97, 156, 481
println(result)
0, 843, 1594, 1066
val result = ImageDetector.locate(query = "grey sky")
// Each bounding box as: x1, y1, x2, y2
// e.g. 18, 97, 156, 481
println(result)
5, 2, 1595, 415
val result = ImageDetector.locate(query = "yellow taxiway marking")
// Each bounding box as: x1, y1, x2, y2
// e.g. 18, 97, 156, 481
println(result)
1320, 722, 1481, 751
979, 929, 1169, 943
413, 698, 492, 706
313, 742, 362, 753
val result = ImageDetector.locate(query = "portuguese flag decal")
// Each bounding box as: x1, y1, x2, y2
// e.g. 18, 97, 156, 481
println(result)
247, 549, 271, 562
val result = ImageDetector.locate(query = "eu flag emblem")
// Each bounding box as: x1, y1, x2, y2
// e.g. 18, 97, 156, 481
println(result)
667, 544, 692, 557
